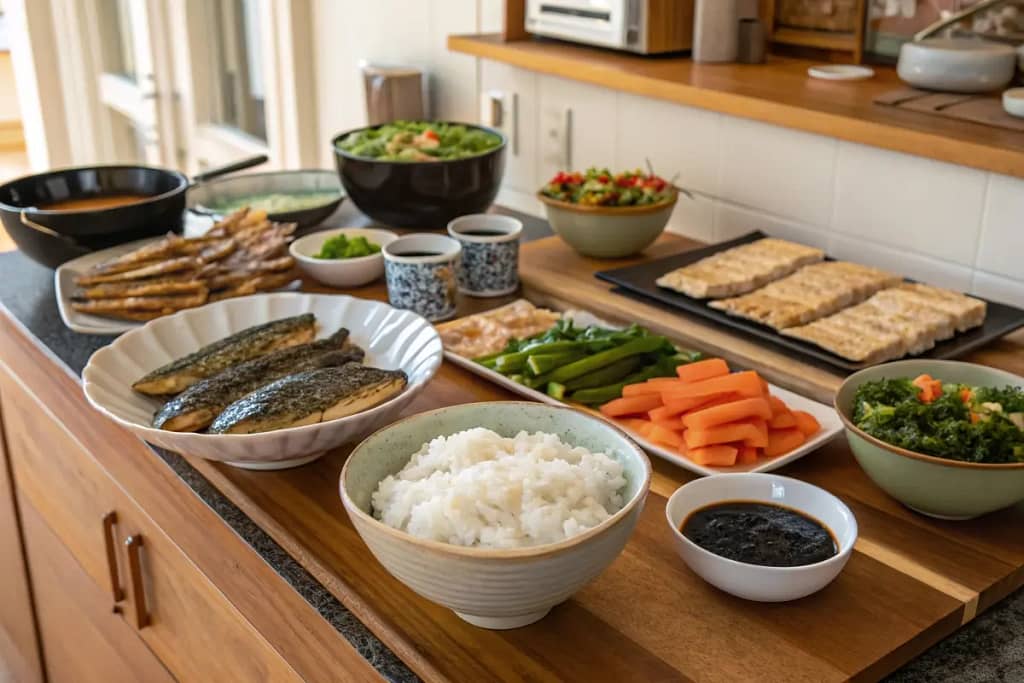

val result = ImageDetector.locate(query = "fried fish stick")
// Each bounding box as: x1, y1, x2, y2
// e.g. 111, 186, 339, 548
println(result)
71, 289, 209, 313
77, 277, 206, 299
75, 257, 199, 285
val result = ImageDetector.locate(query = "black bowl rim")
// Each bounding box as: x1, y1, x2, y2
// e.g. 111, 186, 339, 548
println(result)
0, 163, 189, 215
331, 121, 507, 166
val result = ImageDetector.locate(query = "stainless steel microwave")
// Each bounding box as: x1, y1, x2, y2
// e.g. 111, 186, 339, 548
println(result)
525, 0, 694, 54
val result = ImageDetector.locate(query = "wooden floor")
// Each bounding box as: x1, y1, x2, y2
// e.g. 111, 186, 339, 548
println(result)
0, 148, 28, 252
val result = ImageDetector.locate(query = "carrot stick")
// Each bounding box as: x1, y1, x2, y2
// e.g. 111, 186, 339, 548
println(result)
682, 397, 772, 430
649, 425, 683, 448
769, 412, 798, 430
649, 395, 719, 420
688, 444, 739, 467
622, 377, 680, 397
675, 358, 729, 383
600, 394, 663, 417
737, 445, 759, 464
661, 370, 765, 401
765, 428, 806, 457
651, 417, 684, 433
768, 395, 791, 418
791, 410, 821, 437
684, 419, 768, 449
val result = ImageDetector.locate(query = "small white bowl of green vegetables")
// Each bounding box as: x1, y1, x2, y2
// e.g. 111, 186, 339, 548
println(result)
290, 227, 398, 288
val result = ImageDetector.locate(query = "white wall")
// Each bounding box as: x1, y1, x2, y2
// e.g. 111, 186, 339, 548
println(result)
312, 0, 485, 168
311, 2, 1024, 307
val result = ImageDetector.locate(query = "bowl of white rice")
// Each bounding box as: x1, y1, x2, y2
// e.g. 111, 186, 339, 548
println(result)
340, 401, 651, 629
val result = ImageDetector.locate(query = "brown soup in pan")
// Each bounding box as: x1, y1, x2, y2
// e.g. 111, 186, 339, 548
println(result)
40, 194, 152, 212
681, 501, 837, 567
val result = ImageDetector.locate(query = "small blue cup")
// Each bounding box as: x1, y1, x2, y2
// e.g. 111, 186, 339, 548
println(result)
383, 234, 461, 322
447, 214, 522, 297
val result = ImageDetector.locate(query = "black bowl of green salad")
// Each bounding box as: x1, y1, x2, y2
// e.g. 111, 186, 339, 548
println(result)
332, 121, 506, 229
835, 359, 1024, 520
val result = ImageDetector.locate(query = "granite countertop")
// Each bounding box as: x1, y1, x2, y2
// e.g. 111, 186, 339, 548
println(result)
1, 204, 1021, 682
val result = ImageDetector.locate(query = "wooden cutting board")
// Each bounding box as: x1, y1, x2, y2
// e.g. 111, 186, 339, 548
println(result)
152, 238, 1024, 683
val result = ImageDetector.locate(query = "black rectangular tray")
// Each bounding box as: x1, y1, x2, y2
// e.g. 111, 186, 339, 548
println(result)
595, 231, 1024, 373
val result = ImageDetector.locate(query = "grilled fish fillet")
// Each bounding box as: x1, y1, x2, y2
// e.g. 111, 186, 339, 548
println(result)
152, 331, 362, 431
132, 313, 317, 395
656, 238, 825, 299
208, 363, 407, 434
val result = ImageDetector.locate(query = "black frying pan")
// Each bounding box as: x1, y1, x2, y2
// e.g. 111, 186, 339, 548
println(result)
0, 155, 268, 269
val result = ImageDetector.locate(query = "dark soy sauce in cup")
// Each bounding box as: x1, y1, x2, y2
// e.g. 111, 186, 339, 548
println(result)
395, 251, 443, 257
457, 229, 507, 237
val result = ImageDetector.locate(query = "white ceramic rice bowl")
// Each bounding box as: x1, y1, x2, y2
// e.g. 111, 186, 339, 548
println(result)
340, 401, 651, 629
82, 293, 442, 469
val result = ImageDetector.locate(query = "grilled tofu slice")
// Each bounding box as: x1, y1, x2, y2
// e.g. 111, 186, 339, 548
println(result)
656, 238, 824, 299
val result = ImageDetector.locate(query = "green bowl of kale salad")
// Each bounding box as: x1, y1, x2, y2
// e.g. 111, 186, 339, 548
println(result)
835, 359, 1024, 520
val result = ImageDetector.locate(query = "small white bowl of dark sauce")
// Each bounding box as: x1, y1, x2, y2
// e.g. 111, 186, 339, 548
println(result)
665, 473, 857, 602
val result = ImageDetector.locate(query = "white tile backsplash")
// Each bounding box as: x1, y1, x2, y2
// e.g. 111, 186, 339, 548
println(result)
713, 202, 830, 249
470, 60, 1023, 294
977, 173, 1024, 280
718, 117, 836, 227
971, 271, 1024, 308
833, 143, 986, 266
830, 235, 974, 292
614, 93, 721, 196
665, 192, 715, 242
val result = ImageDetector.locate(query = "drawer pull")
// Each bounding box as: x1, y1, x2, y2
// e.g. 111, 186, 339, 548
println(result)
125, 535, 150, 629
102, 511, 124, 602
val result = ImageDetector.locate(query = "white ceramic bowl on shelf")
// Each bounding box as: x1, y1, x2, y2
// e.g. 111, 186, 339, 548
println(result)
340, 401, 651, 629
289, 227, 398, 288
82, 292, 442, 469
897, 38, 1016, 93
665, 473, 857, 602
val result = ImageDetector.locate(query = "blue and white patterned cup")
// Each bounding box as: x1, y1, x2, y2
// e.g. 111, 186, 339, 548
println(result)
383, 234, 461, 322
447, 214, 522, 298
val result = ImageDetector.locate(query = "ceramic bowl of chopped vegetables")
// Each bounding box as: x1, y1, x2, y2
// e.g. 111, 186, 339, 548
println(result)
290, 227, 397, 288
537, 168, 678, 259
836, 359, 1024, 520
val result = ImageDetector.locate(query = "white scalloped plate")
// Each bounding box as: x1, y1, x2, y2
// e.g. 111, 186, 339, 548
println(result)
82, 293, 443, 469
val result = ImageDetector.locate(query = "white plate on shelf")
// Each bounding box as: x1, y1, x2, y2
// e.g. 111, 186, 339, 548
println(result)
82, 292, 443, 469
445, 351, 842, 477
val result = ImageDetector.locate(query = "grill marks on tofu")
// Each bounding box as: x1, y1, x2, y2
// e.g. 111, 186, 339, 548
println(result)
782, 286, 987, 363
709, 261, 902, 330
656, 238, 825, 299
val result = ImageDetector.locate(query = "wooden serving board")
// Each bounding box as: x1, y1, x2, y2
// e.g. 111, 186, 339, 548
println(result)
153, 254, 1024, 682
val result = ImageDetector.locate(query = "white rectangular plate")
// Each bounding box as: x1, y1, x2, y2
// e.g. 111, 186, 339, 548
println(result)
55, 237, 299, 335
55, 238, 162, 335
445, 351, 842, 476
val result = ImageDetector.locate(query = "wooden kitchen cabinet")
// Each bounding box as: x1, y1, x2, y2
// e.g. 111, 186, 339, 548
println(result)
537, 74, 618, 182
0, 368, 304, 683
480, 59, 539, 194
18, 497, 174, 683
0, 391, 44, 683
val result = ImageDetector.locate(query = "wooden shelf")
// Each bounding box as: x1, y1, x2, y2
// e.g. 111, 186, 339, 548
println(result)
449, 33, 1024, 179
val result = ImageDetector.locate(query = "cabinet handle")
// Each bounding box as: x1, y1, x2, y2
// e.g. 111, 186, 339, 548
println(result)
512, 92, 519, 157
102, 512, 124, 603
125, 535, 150, 629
